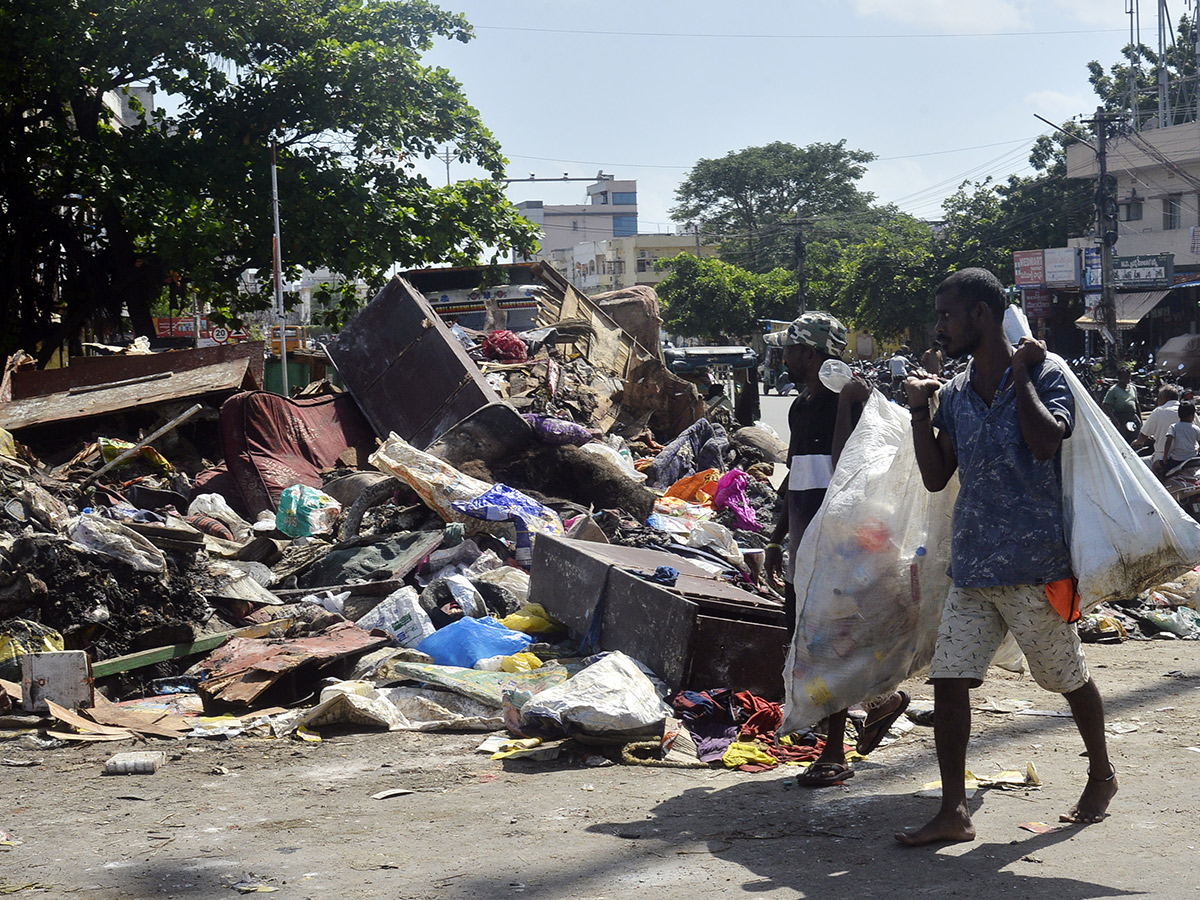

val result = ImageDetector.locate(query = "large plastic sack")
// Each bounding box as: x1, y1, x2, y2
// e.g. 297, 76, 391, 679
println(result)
451, 483, 564, 566
781, 392, 957, 733
370, 434, 510, 538
712, 469, 761, 531
355, 586, 437, 648
519, 651, 672, 739
415, 615, 533, 668
275, 485, 341, 538
1054, 354, 1200, 609
69, 514, 168, 575
687, 520, 746, 569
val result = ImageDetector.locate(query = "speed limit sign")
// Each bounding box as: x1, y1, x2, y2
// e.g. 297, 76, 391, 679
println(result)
211, 326, 230, 344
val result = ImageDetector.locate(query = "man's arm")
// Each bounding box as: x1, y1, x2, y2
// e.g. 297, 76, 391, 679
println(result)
831, 377, 870, 466
1011, 338, 1067, 461
905, 375, 957, 491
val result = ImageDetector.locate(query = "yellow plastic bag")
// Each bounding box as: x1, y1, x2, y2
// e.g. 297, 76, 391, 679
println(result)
500, 603, 562, 636
499, 652, 543, 673
0, 620, 64, 680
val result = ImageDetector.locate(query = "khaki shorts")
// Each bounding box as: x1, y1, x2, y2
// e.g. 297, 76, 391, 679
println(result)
929, 584, 1090, 694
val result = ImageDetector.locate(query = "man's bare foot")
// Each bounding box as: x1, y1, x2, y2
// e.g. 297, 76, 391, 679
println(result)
895, 805, 976, 846
1060, 766, 1117, 824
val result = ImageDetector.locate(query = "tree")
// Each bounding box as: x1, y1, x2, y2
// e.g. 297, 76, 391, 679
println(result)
0, 0, 539, 363
832, 215, 939, 339
671, 141, 877, 274
655, 254, 796, 342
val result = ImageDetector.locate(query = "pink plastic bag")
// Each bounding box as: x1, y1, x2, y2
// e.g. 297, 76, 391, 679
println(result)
713, 469, 761, 532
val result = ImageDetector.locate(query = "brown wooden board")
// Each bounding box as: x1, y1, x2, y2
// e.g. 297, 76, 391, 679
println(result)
326, 277, 499, 449
0, 358, 257, 431
8, 342, 264, 400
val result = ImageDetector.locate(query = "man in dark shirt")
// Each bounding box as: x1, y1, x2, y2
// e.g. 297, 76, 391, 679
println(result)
899, 268, 1116, 846
764, 312, 908, 785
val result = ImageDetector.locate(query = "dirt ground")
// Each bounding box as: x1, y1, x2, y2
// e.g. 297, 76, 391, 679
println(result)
3, 638, 1199, 900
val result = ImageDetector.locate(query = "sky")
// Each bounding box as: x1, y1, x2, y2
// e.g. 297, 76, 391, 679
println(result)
412, 0, 1151, 234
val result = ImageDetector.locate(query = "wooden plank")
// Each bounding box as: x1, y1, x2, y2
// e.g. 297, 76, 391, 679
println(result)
91, 619, 294, 679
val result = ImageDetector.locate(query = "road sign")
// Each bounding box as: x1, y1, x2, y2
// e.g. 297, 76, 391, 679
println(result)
211, 326, 230, 344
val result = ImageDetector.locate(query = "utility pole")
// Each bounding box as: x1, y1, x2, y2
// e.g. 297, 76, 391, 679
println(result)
271, 138, 289, 397
436, 146, 453, 186
794, 212, 806, 314
1093, 106, 1123, 369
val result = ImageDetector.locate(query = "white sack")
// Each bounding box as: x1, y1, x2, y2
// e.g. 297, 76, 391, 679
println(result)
782, 392, 957, 733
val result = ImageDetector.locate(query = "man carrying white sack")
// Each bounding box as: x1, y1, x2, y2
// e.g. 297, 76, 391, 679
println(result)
763, 311, 909, 787
899, 267, 1116, 846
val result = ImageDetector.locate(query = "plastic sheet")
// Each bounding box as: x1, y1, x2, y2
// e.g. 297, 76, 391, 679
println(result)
519, 651, 672, 739
69, 513, 168, 575
451, 483, 564, 566
355, 586, 437, 648
415, 615, 533, 669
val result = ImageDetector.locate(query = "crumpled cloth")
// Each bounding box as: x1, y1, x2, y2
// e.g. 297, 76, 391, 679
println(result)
643, 419, 728, 489
481, 330, 528, 362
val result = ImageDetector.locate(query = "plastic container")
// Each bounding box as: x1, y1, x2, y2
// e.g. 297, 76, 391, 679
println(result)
104, 751, 168, 775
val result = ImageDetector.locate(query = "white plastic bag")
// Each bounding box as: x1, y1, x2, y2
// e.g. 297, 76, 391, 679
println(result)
355, 586, 437, 648
1054, 353, 1200, 609
781, 392, 957, 733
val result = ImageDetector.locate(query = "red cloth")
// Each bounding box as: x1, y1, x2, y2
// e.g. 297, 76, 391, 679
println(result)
735, 690, 783, 741
481, 330, 528, 362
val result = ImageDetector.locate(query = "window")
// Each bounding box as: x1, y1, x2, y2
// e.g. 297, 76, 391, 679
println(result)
1120, 199, 1143, 222
612, 214, 637, 237
1163, 194, 1182, 230
612, 192, 637, 205
572, 220, 579, 232
637, 258, 656, 273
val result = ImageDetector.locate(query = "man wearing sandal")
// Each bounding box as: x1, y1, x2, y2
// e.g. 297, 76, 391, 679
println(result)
762, 311, 909, 787
899, 268, 1117, 846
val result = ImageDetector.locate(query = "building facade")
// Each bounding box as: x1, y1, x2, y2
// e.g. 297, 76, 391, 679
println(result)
546, 232, 714, 295
516, 176, 638, 257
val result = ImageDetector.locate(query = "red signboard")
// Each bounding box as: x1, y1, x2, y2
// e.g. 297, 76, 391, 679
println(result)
1022, 288, 1052, 320
1013, 250, 1045, 288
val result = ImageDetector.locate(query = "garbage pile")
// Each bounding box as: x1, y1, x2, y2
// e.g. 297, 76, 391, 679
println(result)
0, 267, 809, 771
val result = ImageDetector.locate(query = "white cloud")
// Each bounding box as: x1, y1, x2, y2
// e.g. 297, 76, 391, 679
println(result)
850, 0, 1026, 33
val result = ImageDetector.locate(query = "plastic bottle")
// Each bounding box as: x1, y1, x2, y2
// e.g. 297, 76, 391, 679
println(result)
104, 751, 167, 775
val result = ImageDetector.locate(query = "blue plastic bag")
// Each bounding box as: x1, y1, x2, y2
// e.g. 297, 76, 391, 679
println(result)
415, 615, 534, 669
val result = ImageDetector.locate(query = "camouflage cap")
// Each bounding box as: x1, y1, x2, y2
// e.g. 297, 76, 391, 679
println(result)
764, 311, 848, 357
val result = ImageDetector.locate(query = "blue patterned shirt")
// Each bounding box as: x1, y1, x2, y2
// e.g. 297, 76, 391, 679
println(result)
932, 358, 1074, 587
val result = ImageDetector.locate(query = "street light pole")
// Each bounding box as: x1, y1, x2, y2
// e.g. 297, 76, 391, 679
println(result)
271, 138, 289, 397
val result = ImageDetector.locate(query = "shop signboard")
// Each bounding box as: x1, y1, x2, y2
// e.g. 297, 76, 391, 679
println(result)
1022, 288, 1052, 319
1013, 250, 1045, 287
1112, 253, 1174, 290
1042, 247, 1080, 288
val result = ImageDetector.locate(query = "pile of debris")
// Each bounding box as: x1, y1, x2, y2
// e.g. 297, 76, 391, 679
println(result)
0, 264, 808, 771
